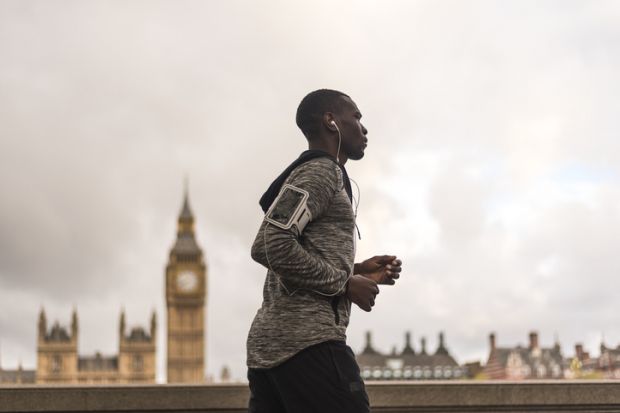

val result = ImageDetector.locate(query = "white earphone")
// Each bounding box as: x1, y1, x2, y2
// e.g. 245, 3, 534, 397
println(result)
330, 120, 341, 163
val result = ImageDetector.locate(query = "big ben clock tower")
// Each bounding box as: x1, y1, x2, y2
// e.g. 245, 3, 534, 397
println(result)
166, 189, 207, 383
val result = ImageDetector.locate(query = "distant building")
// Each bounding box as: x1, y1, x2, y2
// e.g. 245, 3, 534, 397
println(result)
165, 188, 208, 383
483, 331, 565, 379
36, 308, 156, 384
356, 331, 465, 380
2, 185, 210, 384
596, 342, 620, 379
463, 360, 483, 379
565, 343, 599, 378
0, 362, 35, 385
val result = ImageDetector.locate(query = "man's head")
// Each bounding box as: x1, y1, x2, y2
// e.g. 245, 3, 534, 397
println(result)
296, 89, 368, 162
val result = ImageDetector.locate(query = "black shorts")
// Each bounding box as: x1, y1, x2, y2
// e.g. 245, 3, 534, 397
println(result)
248, 340, 370, 413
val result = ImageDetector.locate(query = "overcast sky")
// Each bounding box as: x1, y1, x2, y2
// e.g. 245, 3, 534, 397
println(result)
1, 0, 619, 382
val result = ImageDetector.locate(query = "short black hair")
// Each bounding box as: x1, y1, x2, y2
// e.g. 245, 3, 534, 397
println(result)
295, 89, 350, 139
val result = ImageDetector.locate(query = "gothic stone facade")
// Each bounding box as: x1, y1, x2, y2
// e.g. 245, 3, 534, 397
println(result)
36, 308, 156, 384
0, 365, 35, 385
165, 190, 207, 383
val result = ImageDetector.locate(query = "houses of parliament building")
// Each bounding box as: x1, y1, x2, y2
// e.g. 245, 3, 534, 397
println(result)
32, 190, 207, 384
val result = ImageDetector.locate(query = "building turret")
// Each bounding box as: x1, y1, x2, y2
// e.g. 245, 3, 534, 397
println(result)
361, 331, 378, 355
402, 331, 415, 355
71, 308, 78, 339
118, 311, 156, 383
119, 308, 126, 342
168, 185, 203, 263
435, 331, 449, 355
36, 311, 78, 383
150, 310, 157, 338
420, 337, 427, 355
38, 308, 47, 340
177, 185, 195, 237
16, 361, 23, 384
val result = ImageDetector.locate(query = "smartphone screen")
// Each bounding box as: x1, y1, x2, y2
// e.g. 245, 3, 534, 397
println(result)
266, 186, 306, 228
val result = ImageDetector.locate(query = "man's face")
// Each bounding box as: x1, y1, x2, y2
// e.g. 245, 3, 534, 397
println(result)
336, 96, 368, 161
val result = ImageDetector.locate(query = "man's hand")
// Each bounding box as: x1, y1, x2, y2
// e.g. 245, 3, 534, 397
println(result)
354, 255, 402, 285
346, 274, 379, 312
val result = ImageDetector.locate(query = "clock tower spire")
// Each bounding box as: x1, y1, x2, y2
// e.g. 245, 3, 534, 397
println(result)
166, 185, 207, 383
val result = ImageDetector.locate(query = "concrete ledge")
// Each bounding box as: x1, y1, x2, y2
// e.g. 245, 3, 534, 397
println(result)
1, 381, 620, 412
366, 381, 620, 412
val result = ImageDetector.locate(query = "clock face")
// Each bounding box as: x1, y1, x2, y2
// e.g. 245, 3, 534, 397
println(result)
176, 270, 198, 292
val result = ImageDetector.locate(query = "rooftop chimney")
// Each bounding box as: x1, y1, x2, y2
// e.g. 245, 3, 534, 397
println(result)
489, 333, 496, 352
529, 331, 539, 350
575, 344, 584, 361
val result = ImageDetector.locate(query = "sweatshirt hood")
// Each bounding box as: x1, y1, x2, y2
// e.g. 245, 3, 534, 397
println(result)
259, 149, 352, 212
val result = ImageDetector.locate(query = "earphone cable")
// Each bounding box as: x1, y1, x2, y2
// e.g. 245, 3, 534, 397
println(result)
350, 177, 362, 240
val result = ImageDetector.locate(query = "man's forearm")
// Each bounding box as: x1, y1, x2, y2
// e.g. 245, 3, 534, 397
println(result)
251, 222, 350, 295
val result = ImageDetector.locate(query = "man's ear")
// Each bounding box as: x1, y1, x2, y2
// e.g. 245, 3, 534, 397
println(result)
323, 112, 338, 131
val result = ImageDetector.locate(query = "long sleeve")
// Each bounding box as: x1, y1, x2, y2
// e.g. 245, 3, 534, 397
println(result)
251, 159, 351, 296
251, 220, 349, 295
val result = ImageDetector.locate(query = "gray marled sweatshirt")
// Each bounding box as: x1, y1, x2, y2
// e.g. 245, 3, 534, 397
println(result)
247, 157, 356, 369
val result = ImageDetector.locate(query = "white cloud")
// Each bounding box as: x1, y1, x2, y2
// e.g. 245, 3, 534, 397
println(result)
1, 0, 619, 381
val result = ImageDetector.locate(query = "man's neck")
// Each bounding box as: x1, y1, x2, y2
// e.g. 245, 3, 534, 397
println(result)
308, 141, 348, 166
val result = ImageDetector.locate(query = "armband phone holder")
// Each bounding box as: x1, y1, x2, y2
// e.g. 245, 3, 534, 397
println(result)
265, 184, 312, 233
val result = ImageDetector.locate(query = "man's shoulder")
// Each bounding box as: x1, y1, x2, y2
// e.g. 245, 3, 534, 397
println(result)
288, 157, 342, 182
298, 156, 337, 169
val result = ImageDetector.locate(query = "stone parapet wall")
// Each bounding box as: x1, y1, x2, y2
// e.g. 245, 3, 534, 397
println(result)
1, 381, 620, 412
